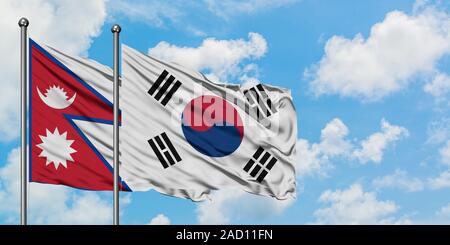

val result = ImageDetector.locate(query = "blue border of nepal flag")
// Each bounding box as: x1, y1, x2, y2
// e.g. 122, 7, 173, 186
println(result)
120, 45, 297, 201
29, 38, 297, 201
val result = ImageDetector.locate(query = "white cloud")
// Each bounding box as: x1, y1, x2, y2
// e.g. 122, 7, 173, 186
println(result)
424, 73, 450, 98
437, 202, 450, 217
0, 148, 22, 216
204, 0, 297, 19
313, 183, 410, 224
306, 5, 450, 101
148, 214, 171, 225
427, 117, 450, 144
0, 86, 20, 142
317, 118, 352, 156
45, 192, 112, 225
196, 188, 293, 224
352, 119, 409, 164
296, 118, 350, 177
297, 118, 408, 176
0, 148, 118, 224
439, 140, 450, 165
0, 0, 107, 141
295, 138, 327, 177
148, 32, 267, 82
428, 170, 450, 189
372, 169, 424, 192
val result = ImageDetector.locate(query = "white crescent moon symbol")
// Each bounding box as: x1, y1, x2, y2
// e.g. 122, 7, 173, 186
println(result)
37, 86, 76, 109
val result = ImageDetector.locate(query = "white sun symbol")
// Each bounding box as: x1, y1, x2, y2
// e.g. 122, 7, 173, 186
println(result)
37, 127, 77, 170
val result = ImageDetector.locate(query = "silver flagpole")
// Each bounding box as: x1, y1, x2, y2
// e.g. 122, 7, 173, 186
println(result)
112, 24, 121, 225
19, 17, 29, 226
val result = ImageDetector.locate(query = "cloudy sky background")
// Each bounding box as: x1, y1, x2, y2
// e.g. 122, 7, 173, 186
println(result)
0, 0, 450, 224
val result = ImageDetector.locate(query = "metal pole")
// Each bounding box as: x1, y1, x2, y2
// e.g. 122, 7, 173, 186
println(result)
111, 24, 121, 226
19, 17, 29, 226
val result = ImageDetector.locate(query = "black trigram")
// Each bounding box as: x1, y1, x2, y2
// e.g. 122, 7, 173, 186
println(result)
148, 132, 182, 168
243, 147, 277, 182
148, 70, 182, 106
243, 84, 277, 119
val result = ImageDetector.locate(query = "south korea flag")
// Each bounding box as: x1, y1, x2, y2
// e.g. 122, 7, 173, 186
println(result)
120, 45, 297, 201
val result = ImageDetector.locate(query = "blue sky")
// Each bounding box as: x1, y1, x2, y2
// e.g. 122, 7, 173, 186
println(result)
1, 0, 450, 224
